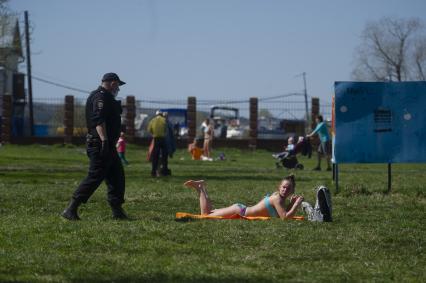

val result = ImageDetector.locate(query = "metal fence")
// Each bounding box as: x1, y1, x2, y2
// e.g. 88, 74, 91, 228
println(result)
258, 94, 307, 139
30, 97, 64, 136
197, 99, 250, 138
12, 95, 331, 139
320, 103, 332, 121
133, 98, 188, 137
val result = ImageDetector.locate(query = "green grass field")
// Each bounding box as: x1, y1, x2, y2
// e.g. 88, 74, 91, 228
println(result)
0, 144, 425, 282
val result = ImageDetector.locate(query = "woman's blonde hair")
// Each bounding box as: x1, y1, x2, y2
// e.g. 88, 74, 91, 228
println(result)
283, 174, 296, 190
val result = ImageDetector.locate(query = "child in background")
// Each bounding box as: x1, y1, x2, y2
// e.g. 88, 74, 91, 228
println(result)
188, 138, 204, 160
273, 136, 296, 159
116, 132, 129, 165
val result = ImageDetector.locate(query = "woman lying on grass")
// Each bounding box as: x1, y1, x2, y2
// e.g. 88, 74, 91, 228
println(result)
184, 174, 304, 219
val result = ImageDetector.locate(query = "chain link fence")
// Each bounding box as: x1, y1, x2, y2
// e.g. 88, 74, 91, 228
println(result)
197, 99, 250, 139
31, 97, 64, 136
258, 94, 308, 139
132, 98, 188, 138
12, 95, 331, 139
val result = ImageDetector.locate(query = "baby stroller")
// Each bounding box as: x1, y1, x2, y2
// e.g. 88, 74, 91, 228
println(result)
273, 136, 312, 170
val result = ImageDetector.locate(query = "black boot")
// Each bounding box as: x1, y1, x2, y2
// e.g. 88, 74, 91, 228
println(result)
111, 204, 129, 220
160, 168, 171, 176
313, 154, 321, 171
61, 199, 81, 220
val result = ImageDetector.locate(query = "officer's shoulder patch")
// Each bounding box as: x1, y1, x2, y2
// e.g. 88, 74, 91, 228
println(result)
97, 100, 104, 110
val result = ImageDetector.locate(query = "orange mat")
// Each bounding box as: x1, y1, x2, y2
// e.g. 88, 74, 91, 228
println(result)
175, 212, 304, 221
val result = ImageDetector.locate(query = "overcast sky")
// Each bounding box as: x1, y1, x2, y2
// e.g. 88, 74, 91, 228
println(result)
9, 0, 426, 105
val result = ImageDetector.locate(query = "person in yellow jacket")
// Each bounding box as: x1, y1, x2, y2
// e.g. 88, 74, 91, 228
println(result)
147, 111, 170, 177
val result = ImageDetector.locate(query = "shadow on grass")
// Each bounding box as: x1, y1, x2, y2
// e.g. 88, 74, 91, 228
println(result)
71, 274, 273, 283
134, 174, 290, 183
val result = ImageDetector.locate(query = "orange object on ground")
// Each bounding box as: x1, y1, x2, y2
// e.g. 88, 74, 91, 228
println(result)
190, 147, 204, 160
175, 212, 304, 221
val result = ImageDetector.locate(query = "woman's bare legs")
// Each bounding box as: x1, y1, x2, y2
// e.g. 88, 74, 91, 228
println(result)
203, 140, 210, 158
207, 140, 212, 158
184, 180, 243, 216
209, 205, 241, 217
185, 180, 213, 214
184, 180, 213, 214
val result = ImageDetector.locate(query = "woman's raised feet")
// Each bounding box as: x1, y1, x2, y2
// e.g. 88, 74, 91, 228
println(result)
184, 180, 205, 192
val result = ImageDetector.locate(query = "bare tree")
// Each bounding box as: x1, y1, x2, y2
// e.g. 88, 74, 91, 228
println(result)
413, 37, 426, 80
0, 0, 9, 12
0, 0, 10, 28
352, 17, 426, 82
0, 0, 18, 53
0, 0, 11, 21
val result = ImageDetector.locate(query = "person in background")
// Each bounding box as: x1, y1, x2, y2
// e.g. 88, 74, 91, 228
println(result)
163, 112, 176, 176
163, 112, 176, 159
188, 138, 204, 160
203, 118, 213, 160
147, 110, 170, 177
116, 131, 129, 165
200, 118, 208, 135
286, 136, 295, 152
307, 115, 331, 171
173, 122, 180, 139
272, 136, 296, 159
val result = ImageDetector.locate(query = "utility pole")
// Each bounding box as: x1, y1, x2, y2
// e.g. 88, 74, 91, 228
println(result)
302, 72, 309, 135
24, 11, 34, 136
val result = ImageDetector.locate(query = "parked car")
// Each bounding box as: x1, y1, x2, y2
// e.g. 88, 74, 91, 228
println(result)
257, 116, 287, 139
160, 108, 188, 138
210, 106, 243, 138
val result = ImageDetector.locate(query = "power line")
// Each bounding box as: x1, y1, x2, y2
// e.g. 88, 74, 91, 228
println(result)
258, 92, 304, 102
5, 65, 318, 100
197, 99, 249, 105
2, 63, 91, 94
137, 92, 310, 105
31, 75, 90, 94
137, 99, 187, 105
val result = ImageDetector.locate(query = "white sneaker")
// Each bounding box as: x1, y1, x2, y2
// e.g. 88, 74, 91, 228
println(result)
302, 201, 323, 222
302, 201, 313, 219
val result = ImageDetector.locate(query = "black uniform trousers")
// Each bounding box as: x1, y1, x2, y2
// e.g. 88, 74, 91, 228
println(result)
151, 137, 168, 175
73, 142, 125, 206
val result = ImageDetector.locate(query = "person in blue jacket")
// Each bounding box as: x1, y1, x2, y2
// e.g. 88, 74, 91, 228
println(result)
307, 115, 331, 171
163, 112, 176, 158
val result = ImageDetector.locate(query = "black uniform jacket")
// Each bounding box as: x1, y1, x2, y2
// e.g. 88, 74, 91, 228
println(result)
85, 86, 122, 145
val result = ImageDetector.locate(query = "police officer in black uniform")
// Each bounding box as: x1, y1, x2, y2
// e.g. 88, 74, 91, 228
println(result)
62, 73, 128, 220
